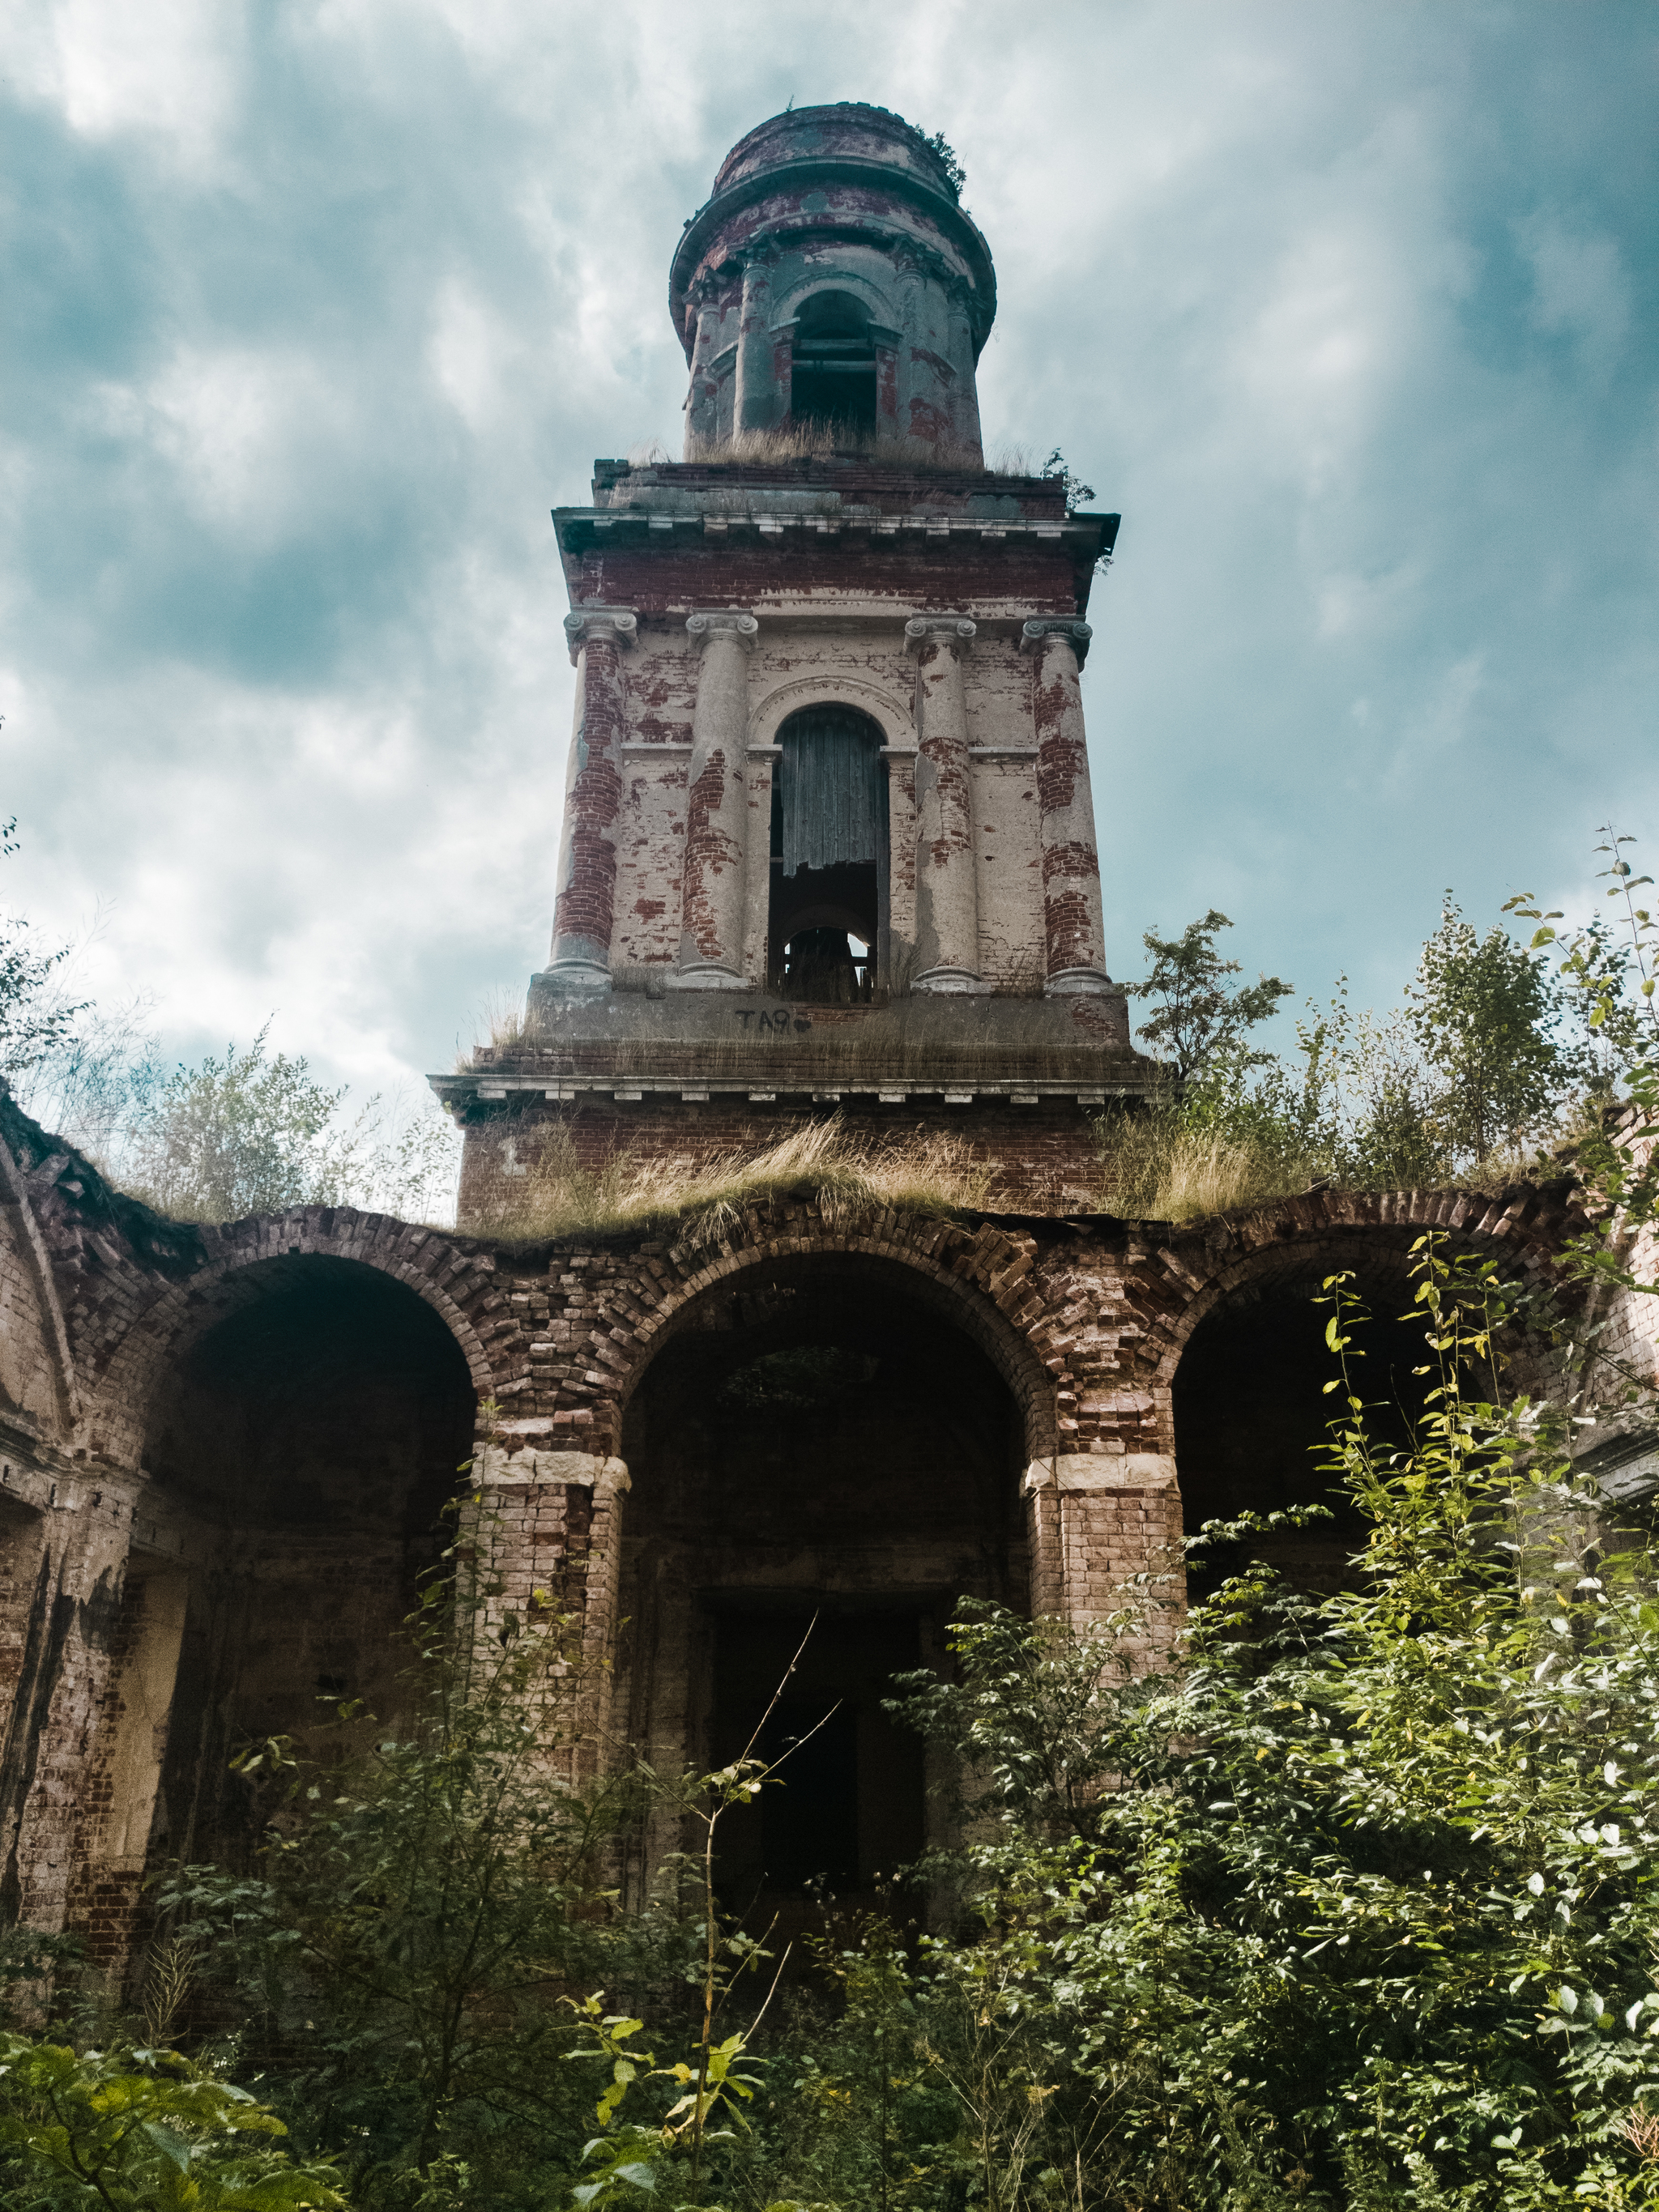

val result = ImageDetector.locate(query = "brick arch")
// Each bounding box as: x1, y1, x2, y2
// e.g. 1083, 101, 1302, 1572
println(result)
773, 270, 899, 334
748, 674, 915, 752
83, 1207, 503, 1472
1114, 1185, 1586, 1401
582, 1204, 1060, 1459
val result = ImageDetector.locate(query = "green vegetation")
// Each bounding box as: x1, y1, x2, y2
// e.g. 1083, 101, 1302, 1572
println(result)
107, 1025, 458, 1225
1101, 842, 1655, 1220
9, 1218, 1659, 2210
0, 2034, 345, 2208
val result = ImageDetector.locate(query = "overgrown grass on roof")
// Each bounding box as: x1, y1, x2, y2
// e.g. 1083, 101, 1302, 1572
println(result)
472, 1114, 995, 1246
1091, 1100, 1322, 1221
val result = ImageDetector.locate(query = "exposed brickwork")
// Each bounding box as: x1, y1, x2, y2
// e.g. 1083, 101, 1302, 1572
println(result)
457, 1095, 1114, 1225
0, 1056, 1619, 1974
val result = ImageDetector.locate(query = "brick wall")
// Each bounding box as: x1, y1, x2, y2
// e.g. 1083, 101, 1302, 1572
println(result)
456, 1094, 1108, 1228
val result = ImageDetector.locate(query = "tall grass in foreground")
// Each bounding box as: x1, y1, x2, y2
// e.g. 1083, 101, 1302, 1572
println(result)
473, 1115, 995, 1245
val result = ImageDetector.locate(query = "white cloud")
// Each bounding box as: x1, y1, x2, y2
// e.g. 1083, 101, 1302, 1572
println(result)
1516, 211, 1631, 370
1, 0, 1654, 1119
14, 0, 244, 173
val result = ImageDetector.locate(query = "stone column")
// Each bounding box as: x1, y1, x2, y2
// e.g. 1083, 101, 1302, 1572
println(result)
1021, 620, 1111, 995
473, 1441, 632, 1782
906, 617, 980, 992
684, 283, 722, 455
742, 742, 782, 986
735, 255, 778, 433
678, 612, 758, 988
1022, 1455, 1184, 1658
880, 744, 918, 979
546, 608, 635, 993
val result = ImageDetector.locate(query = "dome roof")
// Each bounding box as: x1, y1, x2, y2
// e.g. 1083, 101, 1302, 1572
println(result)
668, 102, 996, 364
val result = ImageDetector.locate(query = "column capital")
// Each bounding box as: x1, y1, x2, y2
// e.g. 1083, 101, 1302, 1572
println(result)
905, 616, 976, 657
687, 610, 759, 652
1020, 617, 1093, 667
564, 607, 638, 666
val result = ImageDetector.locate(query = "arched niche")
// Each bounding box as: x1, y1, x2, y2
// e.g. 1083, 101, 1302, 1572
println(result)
614, 1249, 1030, 1924
1170, 1244, 1464, 1596
136, 1254, 477, 1871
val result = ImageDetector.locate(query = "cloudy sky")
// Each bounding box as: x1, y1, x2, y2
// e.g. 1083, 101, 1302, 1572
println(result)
2, 0, 1655, 1108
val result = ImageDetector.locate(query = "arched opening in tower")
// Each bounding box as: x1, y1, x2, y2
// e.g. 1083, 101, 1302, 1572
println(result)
128, 1258, 476, 1873
770, 705, 887, 1000
1172, 1267, 1444, 1600
616, 1254, 1026, 1925
789, 290, 877, 439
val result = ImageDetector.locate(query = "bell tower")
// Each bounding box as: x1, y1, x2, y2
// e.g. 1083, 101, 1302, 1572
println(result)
675, 103, 992, 462
437, 103, 1154, 1221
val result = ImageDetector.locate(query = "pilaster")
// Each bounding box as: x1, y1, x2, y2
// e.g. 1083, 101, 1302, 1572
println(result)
545, 609, 636, 993
677, 612, 759, 989
1021, 1455, 1183, 1656
906, 617, 980, 993
1020, 619, 1111, 996
736, 255, 778, 433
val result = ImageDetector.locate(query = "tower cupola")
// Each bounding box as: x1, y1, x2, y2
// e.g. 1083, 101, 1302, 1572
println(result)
671, 104, 996, 462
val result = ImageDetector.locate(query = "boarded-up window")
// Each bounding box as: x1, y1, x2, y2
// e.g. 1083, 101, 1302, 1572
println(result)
779, 708, 883, 876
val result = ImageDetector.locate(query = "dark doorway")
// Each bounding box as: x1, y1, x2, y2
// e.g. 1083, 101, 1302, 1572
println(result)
616, 1255, 1025, 1916
790, 291, 877, 437
1173, 1272, 1439, 1596
709, 1606, 925, 1903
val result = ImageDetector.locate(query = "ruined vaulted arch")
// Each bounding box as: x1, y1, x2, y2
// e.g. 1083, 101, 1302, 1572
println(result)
1122, 1186, 1585, 1400
84, 1210, 496, 1475
612, 1233, 1060, 1462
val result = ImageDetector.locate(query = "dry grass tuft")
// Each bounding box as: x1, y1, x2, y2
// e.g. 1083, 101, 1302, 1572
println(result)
474, 1114, 994, 1245
1093, 1102, 1321, 1221
459, 989, 532, 1069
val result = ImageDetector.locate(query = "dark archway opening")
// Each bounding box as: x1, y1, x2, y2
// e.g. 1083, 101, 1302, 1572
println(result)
769, 705, 886, 999
708, 1603, 925, 1903
789, 290, 877, 437
1173, 1272, 1439, 1600
141, 1258, 476, 1867
617, 1257, 1024, 1923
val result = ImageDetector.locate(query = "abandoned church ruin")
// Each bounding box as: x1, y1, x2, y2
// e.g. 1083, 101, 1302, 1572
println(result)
1, 105, 1653, 1972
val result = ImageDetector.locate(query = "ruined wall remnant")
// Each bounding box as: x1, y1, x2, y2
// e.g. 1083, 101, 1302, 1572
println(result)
6, 104, 1655, 1970
1, 1063, 1634, 1967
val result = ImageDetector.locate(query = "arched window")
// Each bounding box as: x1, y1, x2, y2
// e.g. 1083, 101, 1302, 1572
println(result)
770, 705, 888, 1001
789, 291, 877, 437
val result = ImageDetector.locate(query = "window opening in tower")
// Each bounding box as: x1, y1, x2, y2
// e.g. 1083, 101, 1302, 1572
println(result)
770, 705, 886, 1001
789, 290, 878, 438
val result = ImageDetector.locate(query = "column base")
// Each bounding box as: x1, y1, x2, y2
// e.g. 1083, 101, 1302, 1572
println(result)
534, 961, 612, 999
672, 965, 750, 991
912, 965, 983, 995
1045, 967, 1115, 997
